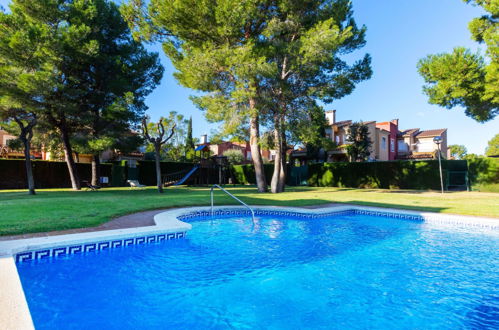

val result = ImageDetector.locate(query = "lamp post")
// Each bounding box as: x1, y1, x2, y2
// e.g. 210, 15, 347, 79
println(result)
433, 136, 444, 194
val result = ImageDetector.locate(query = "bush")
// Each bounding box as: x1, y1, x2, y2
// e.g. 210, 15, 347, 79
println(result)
231, 164, 274, 185
465, 155, 498, 189
223, 149, 245, 164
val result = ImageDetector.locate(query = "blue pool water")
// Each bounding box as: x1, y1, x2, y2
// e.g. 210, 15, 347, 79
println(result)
17, 213, 499, 329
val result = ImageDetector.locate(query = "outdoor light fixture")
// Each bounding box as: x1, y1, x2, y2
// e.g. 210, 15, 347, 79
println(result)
433, 136, 444, 194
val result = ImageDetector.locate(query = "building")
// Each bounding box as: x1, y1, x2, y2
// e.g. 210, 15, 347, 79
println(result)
323, 110, 448, 162
397, 128, 448, 160
197, 134, 285, 163
207, 141, 252, 162
0, 128, 26, 159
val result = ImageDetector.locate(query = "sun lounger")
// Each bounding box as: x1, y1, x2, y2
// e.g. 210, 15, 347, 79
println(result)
127, 180, 146, 189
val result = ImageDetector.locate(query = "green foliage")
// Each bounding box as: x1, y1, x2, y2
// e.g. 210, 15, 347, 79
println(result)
0, 0, 164, 190
123, 0, 372, 192
223, 149, 245, 165
0, 159, 112, 189
465, 154, 499, 188
346, 122, 372, 161
231, 164, 274, 185
308, 161, 449, 190
417, 1, 498, 122
485, 133, 499, 156
143, 112, 191, 162
472, 183, 499, 192
449, 144, 468, 159
186, 116, 194, 150
289, 105, 336, 160
6, 137, 23, 151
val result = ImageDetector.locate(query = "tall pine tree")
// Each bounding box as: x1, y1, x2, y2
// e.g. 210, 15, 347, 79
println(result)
418, 0, 498, 122
123, 0, 371, 193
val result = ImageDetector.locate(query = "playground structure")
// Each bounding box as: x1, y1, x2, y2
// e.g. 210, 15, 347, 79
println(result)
161, 145, 232, 187
162, 156, 232, 187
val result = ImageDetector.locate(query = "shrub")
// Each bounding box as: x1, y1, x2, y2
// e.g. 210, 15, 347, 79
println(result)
231, 164, 273, 185
223, 149, 245, 164
465, 155, 498, 189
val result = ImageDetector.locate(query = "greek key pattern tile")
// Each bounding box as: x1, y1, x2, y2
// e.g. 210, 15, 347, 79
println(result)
15, 232, 187, 263
178, 208, 498, 229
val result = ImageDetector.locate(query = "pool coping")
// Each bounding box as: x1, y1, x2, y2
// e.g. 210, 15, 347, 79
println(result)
1, 204, 498, 329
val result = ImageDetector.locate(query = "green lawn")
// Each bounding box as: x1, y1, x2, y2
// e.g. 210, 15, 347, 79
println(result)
0, 186, 498, 236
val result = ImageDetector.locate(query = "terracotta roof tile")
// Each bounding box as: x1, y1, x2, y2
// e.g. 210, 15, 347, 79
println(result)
398, 128, 419, 137
333, 120, 352, 127
415, 129, 447, 138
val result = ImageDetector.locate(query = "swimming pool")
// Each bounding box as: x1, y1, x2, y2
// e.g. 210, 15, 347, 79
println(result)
15, 208, 499, 329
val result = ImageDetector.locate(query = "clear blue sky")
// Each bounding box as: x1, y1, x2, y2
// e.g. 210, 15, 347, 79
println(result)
1, 0, 497, 154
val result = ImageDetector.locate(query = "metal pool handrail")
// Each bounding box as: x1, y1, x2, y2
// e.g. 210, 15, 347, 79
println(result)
210, 184, 256, 224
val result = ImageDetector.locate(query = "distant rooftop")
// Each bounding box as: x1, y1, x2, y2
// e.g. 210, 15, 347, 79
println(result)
415, 129, 447, 138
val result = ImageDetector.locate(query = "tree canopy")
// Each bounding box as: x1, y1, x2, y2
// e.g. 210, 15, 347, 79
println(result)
449, 144, 468, 159
346, 122, 372, 162
123, 0, 371, 193
0, 0, 163, 189
417, 0, 498, 122
485, 133, 499, 156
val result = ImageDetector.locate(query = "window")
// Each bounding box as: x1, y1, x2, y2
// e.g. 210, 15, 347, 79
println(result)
335, 135, 340, 144
390, 138, 395, 152
398, 140, 408, 152
381, 137, 387, 149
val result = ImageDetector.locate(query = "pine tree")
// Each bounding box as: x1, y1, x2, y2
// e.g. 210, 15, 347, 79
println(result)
0, 0, 163, 189
122, 0, 371, 193
418, 0, 498, 122
346, 122, 372, 162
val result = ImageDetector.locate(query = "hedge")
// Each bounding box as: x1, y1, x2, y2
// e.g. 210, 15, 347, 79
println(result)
466, 156, 498, 189
307, 160, 471, 190
0, 159, 112, 189
0, 159, 197, 189
231, 164, 274, 185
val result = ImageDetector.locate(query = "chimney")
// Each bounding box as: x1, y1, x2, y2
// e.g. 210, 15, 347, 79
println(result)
325, 110, 336, 125
201, 134, 208, 144
391, 119, 399, 127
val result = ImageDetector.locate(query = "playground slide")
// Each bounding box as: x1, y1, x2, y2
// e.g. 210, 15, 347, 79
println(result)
173, 165, 199, 186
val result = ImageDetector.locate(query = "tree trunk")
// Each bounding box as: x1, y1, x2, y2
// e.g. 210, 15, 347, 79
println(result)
155, 144, 163, 193
270, 114, 286, 193
280, 128, 287, 192
91, 154, 101, 186
60, 128, 81, 190
249, 104, 267, 192
21, 136, 35, 195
